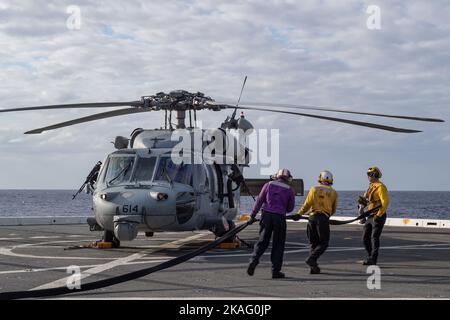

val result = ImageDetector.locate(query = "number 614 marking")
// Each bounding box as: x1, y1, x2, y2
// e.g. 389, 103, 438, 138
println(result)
122, 205, 139, 213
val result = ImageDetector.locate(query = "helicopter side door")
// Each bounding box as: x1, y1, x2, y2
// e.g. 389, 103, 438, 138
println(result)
191, 163, 215, 216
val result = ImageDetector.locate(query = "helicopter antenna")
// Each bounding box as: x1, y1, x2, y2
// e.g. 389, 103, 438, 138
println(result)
193, 107, 197, 127
169, 109, 173, 130
164, 109, 168, 130
231, 75, 247, 120
189, 109, 193, 128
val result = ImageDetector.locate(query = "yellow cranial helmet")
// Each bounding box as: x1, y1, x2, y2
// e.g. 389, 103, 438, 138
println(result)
367, 166, 382, 178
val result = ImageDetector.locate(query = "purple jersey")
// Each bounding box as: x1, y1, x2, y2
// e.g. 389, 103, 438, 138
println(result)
252, 179, 296, 215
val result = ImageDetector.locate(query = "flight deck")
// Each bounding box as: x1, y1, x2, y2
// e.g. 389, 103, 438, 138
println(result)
0, 221, 449, 299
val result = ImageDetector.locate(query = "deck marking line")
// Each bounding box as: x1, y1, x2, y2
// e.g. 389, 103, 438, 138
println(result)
30, 232, 208, 290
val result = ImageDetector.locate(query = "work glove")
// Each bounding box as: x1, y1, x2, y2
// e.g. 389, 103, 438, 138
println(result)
358, 196, 368, 207
292, 214, 301, 221
357, 203, 366, 225
248, 214, 257, 225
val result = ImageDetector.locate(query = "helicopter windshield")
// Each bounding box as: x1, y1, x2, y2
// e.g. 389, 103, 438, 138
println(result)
104, 156, 135, 185
154, 157, 193, 185
132, 157, 157, 183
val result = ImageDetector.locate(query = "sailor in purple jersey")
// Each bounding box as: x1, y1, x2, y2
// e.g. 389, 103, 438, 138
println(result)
247, 169, 296, 279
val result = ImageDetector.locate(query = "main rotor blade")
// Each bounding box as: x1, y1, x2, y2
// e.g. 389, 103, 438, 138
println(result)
0, 101, 143, 113
220, 101, 444, 123
25, 108, 151, 134
223, 105, 421, 133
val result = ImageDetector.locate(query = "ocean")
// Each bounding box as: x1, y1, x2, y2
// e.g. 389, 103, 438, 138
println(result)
0, 190, 449, 219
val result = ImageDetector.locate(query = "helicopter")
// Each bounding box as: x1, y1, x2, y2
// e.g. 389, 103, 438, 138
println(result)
0, 88, 444, 247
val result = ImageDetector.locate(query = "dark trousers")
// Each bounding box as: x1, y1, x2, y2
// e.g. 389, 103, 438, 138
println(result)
363, 215, 386, 262
251, 211, 286, 273
307, 213, 330, 265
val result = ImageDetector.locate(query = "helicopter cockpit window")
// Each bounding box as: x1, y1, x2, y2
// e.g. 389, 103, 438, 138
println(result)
154, 157, 193, 185
132, 157, 157, 182
104, 156, 135, 185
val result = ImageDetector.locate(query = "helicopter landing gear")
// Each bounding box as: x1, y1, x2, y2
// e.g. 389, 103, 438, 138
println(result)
214, 220, 241, 249
102, 230, 121, 248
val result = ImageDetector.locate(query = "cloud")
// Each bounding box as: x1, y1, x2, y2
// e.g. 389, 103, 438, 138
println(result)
0, 0, 449, 190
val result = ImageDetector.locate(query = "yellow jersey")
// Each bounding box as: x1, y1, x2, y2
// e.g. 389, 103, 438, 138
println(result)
365, 181, 389, 217
298, 184, 338, 217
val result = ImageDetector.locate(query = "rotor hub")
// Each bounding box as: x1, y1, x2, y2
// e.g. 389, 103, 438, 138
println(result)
139, 90, 221, 112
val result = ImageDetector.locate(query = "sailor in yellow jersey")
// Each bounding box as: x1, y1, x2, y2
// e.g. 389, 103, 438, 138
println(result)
362, 166, 390, 265
292, 170, 338, 274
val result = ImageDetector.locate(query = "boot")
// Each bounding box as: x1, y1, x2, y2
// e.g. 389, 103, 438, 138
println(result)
363, 259, 376, 266
305, 256, 318, 268
310, 266, 321, 274
272, 271, 285, 279
247, 261, 258, 276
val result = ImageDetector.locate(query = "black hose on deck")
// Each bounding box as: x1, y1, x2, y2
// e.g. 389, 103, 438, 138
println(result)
0, 221, 252, 300
286, 206, 382, 225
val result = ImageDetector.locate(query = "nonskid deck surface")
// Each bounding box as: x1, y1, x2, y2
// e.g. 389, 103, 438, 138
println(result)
0, 222, 449, 299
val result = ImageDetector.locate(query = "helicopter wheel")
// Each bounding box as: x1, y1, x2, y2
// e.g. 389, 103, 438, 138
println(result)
103, 230, 121, 248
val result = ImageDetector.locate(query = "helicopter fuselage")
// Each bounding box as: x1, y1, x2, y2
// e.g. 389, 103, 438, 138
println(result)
92, 129, 244, 242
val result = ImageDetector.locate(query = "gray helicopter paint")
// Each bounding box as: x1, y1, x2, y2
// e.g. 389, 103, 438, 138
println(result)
92, 129, 246, 241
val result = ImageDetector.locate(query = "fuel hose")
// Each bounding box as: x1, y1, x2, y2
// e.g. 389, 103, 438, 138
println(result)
286, 206, 382, 225
0, 221, 252, 300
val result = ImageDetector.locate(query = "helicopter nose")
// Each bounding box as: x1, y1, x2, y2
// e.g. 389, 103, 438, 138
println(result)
94, 184, 196, 239
94, 188, 178, 237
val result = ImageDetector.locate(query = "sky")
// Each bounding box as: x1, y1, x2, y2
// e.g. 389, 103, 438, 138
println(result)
0, 0, 449, 191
